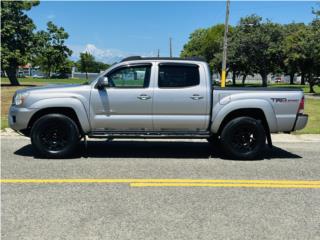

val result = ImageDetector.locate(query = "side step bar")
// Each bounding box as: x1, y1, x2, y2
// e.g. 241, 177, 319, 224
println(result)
88, 130, 211, 139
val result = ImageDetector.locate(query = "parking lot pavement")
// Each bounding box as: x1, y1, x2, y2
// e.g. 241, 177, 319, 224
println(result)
1, 136, 320, 240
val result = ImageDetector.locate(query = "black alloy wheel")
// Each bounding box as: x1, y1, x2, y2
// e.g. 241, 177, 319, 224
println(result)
220, 117, 266, 160
31, 114, 80, 158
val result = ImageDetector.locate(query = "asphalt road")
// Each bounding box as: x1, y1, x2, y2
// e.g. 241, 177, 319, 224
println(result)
1, 136, 320, 240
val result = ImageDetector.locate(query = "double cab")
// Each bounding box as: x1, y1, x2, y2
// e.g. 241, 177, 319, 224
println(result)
9, 57, 308, 159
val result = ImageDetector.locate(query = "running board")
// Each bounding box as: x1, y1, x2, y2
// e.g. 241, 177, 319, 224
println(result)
88, 130, 210, 139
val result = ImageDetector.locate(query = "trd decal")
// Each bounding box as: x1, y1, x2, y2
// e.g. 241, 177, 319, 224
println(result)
271, 98, 287, 103
271, 98, 299, 103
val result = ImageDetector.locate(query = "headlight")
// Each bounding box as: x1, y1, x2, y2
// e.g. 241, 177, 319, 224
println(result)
13, 92, 29, 106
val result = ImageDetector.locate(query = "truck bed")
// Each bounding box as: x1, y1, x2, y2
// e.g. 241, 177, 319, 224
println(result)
211, 86, 304, 133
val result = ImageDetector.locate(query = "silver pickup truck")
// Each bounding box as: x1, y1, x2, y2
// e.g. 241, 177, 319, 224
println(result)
9, 57, 308, 159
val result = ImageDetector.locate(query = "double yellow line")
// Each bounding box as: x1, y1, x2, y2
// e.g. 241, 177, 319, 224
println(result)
1, 179, 320, 188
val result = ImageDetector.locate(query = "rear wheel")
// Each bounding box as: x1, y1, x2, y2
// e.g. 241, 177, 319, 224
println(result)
31, 114, 80, 158
220, 117, 266, 160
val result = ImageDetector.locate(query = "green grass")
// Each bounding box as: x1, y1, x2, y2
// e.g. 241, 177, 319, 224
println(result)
270, 83, 320, 94
1, 77, 86, 85
295, 98, 320, 134
217, 82, 320, 94
1, 117, 8, 130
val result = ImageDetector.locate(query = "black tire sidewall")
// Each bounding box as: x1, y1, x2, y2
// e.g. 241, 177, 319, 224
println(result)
207, 134, 220, 145
221, 117, 266, 160
31, 114, 79, 158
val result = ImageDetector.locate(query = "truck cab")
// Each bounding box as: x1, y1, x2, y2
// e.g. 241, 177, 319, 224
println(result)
90, 57, 211, 133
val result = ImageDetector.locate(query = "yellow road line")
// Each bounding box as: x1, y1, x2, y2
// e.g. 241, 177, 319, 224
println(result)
0, 179, 134, 183
130, 183, 320, 188
1, 179, 320, 185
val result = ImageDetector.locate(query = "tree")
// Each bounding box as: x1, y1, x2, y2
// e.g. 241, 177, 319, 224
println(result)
181, 25, 229, 76
56, 59, 75, 77
180, 28, 208, 59
76, 53, 109, 79
282, 23, 307, 85
1, 0, 39, 85
206, 25, 231, 76
92, 61, 110, 72
282, 24, 311, 86
79, 52, 95, 79
313, 4, 320, 16
228, 25, 255, 85
234, 15, 284, 87
32, 21, 72, 77
308, 6, 320, 92
282, 19, 319, 93
181, 12, 319, 90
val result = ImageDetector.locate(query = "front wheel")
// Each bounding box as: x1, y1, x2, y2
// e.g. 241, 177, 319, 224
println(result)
31, 114, 80, 158
207, 134, 220, 145
220, 117, 266, 160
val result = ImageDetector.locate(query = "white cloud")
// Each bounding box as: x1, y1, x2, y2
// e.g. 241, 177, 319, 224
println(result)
69, 44, 154, 64
47, 14, 56, 20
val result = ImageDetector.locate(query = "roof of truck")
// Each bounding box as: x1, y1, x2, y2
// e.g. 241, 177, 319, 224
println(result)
120, 56, 206, 63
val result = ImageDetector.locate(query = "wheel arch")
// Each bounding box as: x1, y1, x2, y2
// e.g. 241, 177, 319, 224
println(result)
217, 108, 270, 136
211, 99, 278, 134
30, 106, 80, 129
28, 98, 91, 134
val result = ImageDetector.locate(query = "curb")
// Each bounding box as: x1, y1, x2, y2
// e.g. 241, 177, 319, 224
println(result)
1, 128, 21, 136
272, 134, 320, 143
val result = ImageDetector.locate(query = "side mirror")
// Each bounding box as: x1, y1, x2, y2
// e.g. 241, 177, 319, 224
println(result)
97, 77, 110, 89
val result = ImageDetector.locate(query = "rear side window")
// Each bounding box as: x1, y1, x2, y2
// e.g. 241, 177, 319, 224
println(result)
158, 64, 200, 88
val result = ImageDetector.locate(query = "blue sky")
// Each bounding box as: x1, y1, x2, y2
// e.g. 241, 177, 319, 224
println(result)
28, 1, 318, 63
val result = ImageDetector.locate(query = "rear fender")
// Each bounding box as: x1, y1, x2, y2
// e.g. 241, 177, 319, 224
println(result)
211, 99, 278, 133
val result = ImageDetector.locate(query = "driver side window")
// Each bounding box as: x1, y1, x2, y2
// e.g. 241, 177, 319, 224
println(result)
107, 65, 151, 88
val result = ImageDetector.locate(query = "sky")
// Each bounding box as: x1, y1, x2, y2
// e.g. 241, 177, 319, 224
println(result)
27, 1, 318, 63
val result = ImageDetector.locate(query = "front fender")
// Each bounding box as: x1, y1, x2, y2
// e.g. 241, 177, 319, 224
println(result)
210, 99, 278, 133
29, 98, 91, 133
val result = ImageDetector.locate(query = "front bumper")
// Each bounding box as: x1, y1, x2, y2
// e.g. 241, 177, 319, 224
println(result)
8, 105, 38, 131
293, 114, 308, 131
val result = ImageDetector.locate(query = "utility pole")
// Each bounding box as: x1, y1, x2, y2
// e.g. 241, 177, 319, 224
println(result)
157, 49, 160, 57
169, 37, 172, 58
221, 0, 230, 88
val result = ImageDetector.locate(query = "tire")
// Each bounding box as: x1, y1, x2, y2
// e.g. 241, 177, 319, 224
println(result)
207, 134, 220, 145
31, 114, 80, 158
220, 117, 266, 160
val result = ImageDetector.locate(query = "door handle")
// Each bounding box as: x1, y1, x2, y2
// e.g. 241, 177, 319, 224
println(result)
137, 94, 151, 100
190, 94, 204, 100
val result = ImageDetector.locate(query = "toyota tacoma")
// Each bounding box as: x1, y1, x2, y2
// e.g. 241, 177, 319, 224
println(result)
9, 57, 308, 159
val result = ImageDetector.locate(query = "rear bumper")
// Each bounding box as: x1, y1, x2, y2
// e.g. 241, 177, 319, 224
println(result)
293, 114, 308, 131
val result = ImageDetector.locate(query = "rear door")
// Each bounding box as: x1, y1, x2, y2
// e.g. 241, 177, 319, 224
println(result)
152, 62, 209, 131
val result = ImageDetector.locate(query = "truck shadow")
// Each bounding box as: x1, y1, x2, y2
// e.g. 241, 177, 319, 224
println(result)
14, 140, 302, 160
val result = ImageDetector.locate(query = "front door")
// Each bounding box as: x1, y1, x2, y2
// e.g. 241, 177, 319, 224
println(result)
90, 64, 153, 131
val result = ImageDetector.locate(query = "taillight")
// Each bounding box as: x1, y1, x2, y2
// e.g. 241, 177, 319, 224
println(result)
298, 96, 304, 114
